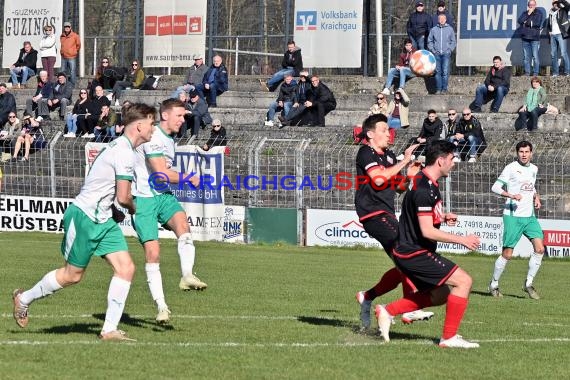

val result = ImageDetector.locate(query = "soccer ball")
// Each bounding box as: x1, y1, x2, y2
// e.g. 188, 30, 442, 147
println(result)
409, 50, 436, 77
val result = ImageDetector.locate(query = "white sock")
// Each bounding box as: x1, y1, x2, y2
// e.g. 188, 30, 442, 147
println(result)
178, 232, 195, 277
20, 270, 63, 306
145, 263, 167, 310
526, 252, 544, 287
490, 256, 509, 289
101, 276, 131, 334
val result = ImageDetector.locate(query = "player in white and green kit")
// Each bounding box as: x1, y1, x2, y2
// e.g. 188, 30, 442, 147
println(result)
12, 103, 156, 340
489, 140, 544, 300
132, 98, 205, 325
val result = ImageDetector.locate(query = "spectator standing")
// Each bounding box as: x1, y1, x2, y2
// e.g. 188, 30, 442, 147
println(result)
0, 83, 17, 126
112, 60, 145, 105
39, 24, 57, 83
260, 40, 303, 92
64, 88, 90, 137
265, 73, 297, 126
433, 1, 455, 29
186, 90, 213, 137
48, 72, 73, 120
173, 54, 208, 97
515, 76, 548, 131
449, 108, 486, 163
386, 88, 410, 144
518, 1, 544, 76
60, 21, 81, 86
203, 119, 227, 151
368, 92, 388, 116
381, 39, 416, 95
407, 1, 433, 50
195, 55, 229, 107
428, 14, 456, 95
546, 0, 570, 76
24, 71, 53, 119
469, 56, 511, 112
9, 41, 38, 88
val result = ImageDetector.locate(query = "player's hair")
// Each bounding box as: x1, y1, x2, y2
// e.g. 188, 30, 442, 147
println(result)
287, 40, 296, 45
122, 102, 156, 127
159, 98, 186, 120
359, 114, 388, 139
428, 109, 437, 115
425, 140, 456, 166
516, 140, 533, 152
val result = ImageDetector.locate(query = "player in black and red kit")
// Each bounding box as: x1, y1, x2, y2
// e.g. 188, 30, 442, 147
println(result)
354, 113, 431, 330
375, 140, 481, 348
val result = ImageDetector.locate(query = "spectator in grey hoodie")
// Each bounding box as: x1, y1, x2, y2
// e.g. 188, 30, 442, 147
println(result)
47, 72, 73, 120
428, 14, 456, 94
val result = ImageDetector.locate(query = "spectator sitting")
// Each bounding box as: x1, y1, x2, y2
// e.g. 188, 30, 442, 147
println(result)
381, 39, 416, 95
400, 109, 443, 159
186, 90, 213, 137
368, 92, 389, 116
448, 108, 486, 163
11, 114, 43, 162
47, 72, 73, 120
260, 40, 303, 92
407, 1, 433, 50
1, 112, 20, 148
195, 55, 229, 107
24, 71, 53, 119
278, 70, 310, 127
441, 108, 459, 140
80, 85, 111, 138
112, 100, 132, 139
515, 76, 548, 131
469, 55, 511, 113
386, 88, 410, 144
90, 57, 117, 96
112, 60, 145, 105
172, 53, 208, 98
288, 75, 336, 127
433, 1, 455, 29
64, 88, 90, 138
265, 73, 297, 127
0, 83, 17, 126
94, 105, 118, 142
203, 119, 227, 151
9, 41, 38, 89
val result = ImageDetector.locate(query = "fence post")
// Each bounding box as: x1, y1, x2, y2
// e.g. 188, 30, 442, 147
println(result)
445, 174, 452, 214
235, 37, 239, 76
387, 35, 392, 75
93, 37, 97, 75
49, 132, 63, 198
251, 137, 267, 207
295, 139, 311, 245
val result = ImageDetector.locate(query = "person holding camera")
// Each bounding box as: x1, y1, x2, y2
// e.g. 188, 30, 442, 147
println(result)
518, 1, 544, 76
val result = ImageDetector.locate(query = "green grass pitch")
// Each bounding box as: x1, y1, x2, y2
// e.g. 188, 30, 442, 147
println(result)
1, 232, 569, 379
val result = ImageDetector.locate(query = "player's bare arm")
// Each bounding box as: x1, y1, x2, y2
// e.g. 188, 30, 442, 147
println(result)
116, 179, 135, 214
148, 156, 200, 187
491, 180, 522, 201
418, 214, 480, 250
368, 143, 421, 189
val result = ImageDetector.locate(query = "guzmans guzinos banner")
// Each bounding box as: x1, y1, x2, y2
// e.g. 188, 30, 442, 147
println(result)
2, 0, 63, 69
144, 0, 207, 68
293, 0, 362, 68
457, 0, 552, 66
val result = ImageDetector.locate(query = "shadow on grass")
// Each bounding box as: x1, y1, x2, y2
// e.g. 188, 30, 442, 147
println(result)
92, 313, 175, 332
40, 322, 100, 335
471, 290, 526, 299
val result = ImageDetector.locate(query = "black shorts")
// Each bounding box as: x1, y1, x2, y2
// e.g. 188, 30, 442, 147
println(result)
362, 213, 398, 256
392, 247, 458, 292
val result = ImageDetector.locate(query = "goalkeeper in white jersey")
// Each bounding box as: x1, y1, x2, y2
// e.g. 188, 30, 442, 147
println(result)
489, 140, 544, 300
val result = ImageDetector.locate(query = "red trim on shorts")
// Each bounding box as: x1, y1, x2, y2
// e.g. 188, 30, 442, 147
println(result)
437, 264, 459, 286
359, 210, 396, 222
392, 247, 429, 258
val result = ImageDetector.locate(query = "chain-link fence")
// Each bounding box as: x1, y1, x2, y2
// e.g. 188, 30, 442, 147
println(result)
2, 127, 570, 220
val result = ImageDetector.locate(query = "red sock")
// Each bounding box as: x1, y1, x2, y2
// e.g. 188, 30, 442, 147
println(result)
385, 292, 432, 316
442, 294, 468, 340
365, 267, 401, 300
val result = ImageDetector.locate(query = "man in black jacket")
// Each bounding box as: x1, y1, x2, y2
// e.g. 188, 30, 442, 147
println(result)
448, 108, 486, 163
469, 56, 511, 112
292, 75, 336, 127
47, 72, 73, 120
407, 1, 433, 50
402, 109, 443, 159
0, 83, 17, 126
9, 41, 38, 88
261, 40, 303, 92
265, 73, 297, 127
547, 0, 570, 76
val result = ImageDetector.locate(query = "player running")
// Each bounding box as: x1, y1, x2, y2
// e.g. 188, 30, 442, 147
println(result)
132, 98, 205, 325
12, 103, 156, 341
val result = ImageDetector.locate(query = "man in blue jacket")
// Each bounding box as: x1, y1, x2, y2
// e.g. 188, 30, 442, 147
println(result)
428, 14, 456, 94
195, 55, 229, 108
518, 1, 544, 76
407, 1, 433, 50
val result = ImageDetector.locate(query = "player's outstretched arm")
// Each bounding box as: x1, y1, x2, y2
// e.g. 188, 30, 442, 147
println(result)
418, 215, 480, 250
148, 156, 199, 186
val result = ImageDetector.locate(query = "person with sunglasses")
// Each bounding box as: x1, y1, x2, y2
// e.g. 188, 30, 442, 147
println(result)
448, 108, 486, 163
64, 89, 90, 137
112, 60, 145, 105
368, 92, 388, 116
39, 25, 57, 82
441, 109, 460, 161
1, 113, 20, 143
90, 58, 117, 97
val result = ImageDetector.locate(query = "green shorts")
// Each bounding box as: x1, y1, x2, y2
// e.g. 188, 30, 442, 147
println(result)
133, 193, 184, 243
60, 204, 128, 268
502, 214, 544, 248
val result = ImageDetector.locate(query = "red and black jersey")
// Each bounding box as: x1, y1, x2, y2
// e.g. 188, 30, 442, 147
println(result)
395, 170, 443, 255
354, 145, 398, 221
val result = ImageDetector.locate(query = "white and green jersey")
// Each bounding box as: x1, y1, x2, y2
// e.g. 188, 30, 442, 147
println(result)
74, 136, 135, 223
132, 125, 175, 198
495, 161, 538, 217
